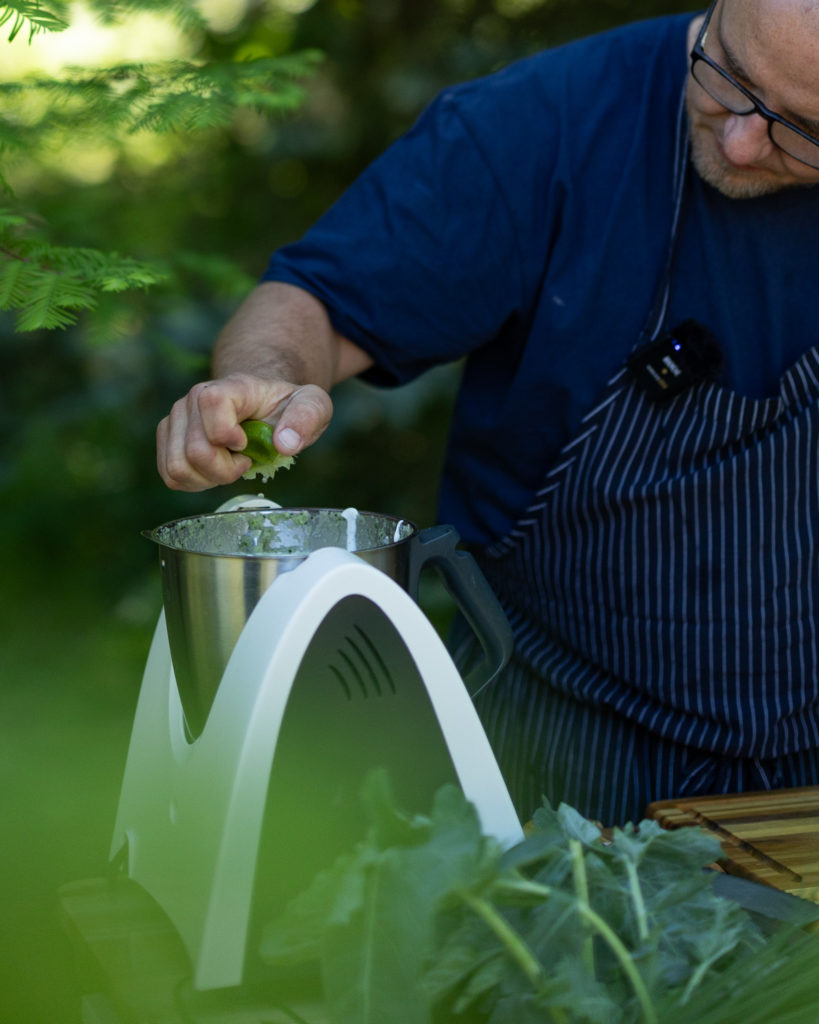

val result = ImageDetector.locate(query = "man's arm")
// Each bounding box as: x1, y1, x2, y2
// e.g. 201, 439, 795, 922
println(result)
156, 281, 373, 491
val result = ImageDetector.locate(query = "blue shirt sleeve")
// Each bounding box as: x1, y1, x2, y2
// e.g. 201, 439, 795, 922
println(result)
263, 91, 527, 386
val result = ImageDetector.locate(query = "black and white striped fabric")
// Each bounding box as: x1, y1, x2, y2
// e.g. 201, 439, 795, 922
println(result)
467, 349, 819, 826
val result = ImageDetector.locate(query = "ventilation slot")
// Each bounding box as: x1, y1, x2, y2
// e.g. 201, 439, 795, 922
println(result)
330, 626, 399, 701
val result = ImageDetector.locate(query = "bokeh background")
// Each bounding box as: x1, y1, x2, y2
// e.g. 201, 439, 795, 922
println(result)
0, 1, 699, 1020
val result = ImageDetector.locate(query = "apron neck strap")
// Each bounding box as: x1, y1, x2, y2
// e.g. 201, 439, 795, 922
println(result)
641, 82, 691, 344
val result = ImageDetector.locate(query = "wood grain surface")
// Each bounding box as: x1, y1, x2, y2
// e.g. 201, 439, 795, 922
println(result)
647, 785, 819, 904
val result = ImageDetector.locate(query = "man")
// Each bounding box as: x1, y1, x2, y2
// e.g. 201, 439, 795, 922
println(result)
157, 0, 819, 825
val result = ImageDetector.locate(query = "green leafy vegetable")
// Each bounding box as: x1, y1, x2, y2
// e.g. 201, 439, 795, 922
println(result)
239, 419, 295, 482
260, 771, 819, 1024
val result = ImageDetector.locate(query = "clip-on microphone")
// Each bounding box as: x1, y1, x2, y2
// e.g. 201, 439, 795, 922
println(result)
626, 319, 723, 402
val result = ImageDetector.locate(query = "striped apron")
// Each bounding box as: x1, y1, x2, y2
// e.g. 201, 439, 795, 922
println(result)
463, 92, 819, 826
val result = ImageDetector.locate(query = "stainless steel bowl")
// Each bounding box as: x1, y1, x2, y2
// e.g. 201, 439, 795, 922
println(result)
145, 507, 513, 738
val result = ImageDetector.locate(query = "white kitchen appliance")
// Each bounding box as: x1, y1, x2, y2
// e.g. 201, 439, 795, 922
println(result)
111, 500, 523, 992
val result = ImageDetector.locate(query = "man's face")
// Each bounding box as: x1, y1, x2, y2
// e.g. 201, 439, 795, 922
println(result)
686, 0, 819, 198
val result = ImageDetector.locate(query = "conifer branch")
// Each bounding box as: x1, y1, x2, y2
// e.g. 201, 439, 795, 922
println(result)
0, 221, 170, 330
0, 2, 69, 43
0, 2, 323, 333
0, 52, 322, 146
84, 0, 208, 34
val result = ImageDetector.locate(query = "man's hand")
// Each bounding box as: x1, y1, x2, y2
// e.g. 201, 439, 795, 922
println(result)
155, 282, 372, 491
156, 372, 333, 491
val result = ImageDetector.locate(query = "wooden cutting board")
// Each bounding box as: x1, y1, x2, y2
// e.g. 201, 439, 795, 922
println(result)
646, 785, 819, 904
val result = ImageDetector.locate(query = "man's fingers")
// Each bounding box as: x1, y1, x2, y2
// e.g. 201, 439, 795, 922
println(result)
156, 375, 334, 491
158, 386, 248, 491
272, 384, 334, 454
194, 379, 254, 452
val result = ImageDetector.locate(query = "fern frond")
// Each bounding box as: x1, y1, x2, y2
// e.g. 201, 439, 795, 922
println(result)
1, 0, 206, 42
132, 53, 323, 132
22, 242, 169, 288
0, 233, 170, 330
0, 52, 323, 140
83, 0, 207, 34
0, 254, 35, 307
128, 87, 233, 133
0, 2, 68, 43
94, 258, 169, 293
13, 269, 97, 330
0, 231, 262, 331
0, 207, 26, 230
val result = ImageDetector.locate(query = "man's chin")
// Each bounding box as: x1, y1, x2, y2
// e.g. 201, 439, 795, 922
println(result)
690, 142, 786, 199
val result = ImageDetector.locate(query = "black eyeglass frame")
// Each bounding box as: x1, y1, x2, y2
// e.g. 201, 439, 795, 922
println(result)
689, 0, 819, 169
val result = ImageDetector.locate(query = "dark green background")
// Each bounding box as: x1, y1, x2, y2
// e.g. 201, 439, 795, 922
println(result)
0, 2, 700, 1021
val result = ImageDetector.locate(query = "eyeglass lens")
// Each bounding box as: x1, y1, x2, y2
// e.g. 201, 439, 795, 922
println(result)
693, 49, 819, 168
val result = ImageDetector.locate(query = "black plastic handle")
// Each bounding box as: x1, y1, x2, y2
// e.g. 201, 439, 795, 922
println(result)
407, 524, 514, 696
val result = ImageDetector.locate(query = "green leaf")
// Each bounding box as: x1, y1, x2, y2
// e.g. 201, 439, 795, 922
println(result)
96, 265, 168, 292
658, 925, 819, 1024
423, 935, 505, 1011
262, 778, 502, 1024
0, 2, 68, 43
0, 207, 26, 230
0, 50, 321, 148
675, 896, 760, 1001
359, 765, 433, 849
556, 802, 609, 845
0, 256, 32, 308
83, 0, 207, 34
491, 956, 625, 1024
0, 239, 170, 330
14, 270, 96, 330
319, 786, 500, 1023
258, 784, 819, 1024
322, 849, 434, 1024
260, 845, 378, 968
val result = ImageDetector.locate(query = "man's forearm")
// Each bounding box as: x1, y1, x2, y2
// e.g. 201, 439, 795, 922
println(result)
212, 280, 373, 388
156, 280, 374, 490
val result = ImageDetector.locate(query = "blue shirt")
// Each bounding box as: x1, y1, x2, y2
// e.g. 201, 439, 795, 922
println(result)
263, 13, 819, 546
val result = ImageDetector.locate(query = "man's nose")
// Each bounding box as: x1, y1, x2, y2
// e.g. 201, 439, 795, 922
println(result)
720, 111, 775, 165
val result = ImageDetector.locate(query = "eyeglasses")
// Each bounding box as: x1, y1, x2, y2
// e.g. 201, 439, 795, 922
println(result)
690, 0, 819, 170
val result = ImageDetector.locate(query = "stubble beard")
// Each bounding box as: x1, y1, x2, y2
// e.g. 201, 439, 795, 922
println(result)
688, 130, 785, 199
686, 92, 790, 199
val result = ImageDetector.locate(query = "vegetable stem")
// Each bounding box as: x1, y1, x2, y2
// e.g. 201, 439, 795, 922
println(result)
458, 889, 543, 989
497, 871, 658, 1024
458, 889, 571, 1024
574, 902, 657, 1024
496, 873, 553, 899
625, 858, 649, 942
570, 839, 596, 977
680, 957, 715, 1005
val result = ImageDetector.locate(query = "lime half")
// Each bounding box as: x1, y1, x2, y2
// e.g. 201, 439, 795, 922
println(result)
239, 419, 295, 482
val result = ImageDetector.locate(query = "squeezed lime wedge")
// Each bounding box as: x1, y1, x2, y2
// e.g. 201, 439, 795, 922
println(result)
239, 419, 295, 482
